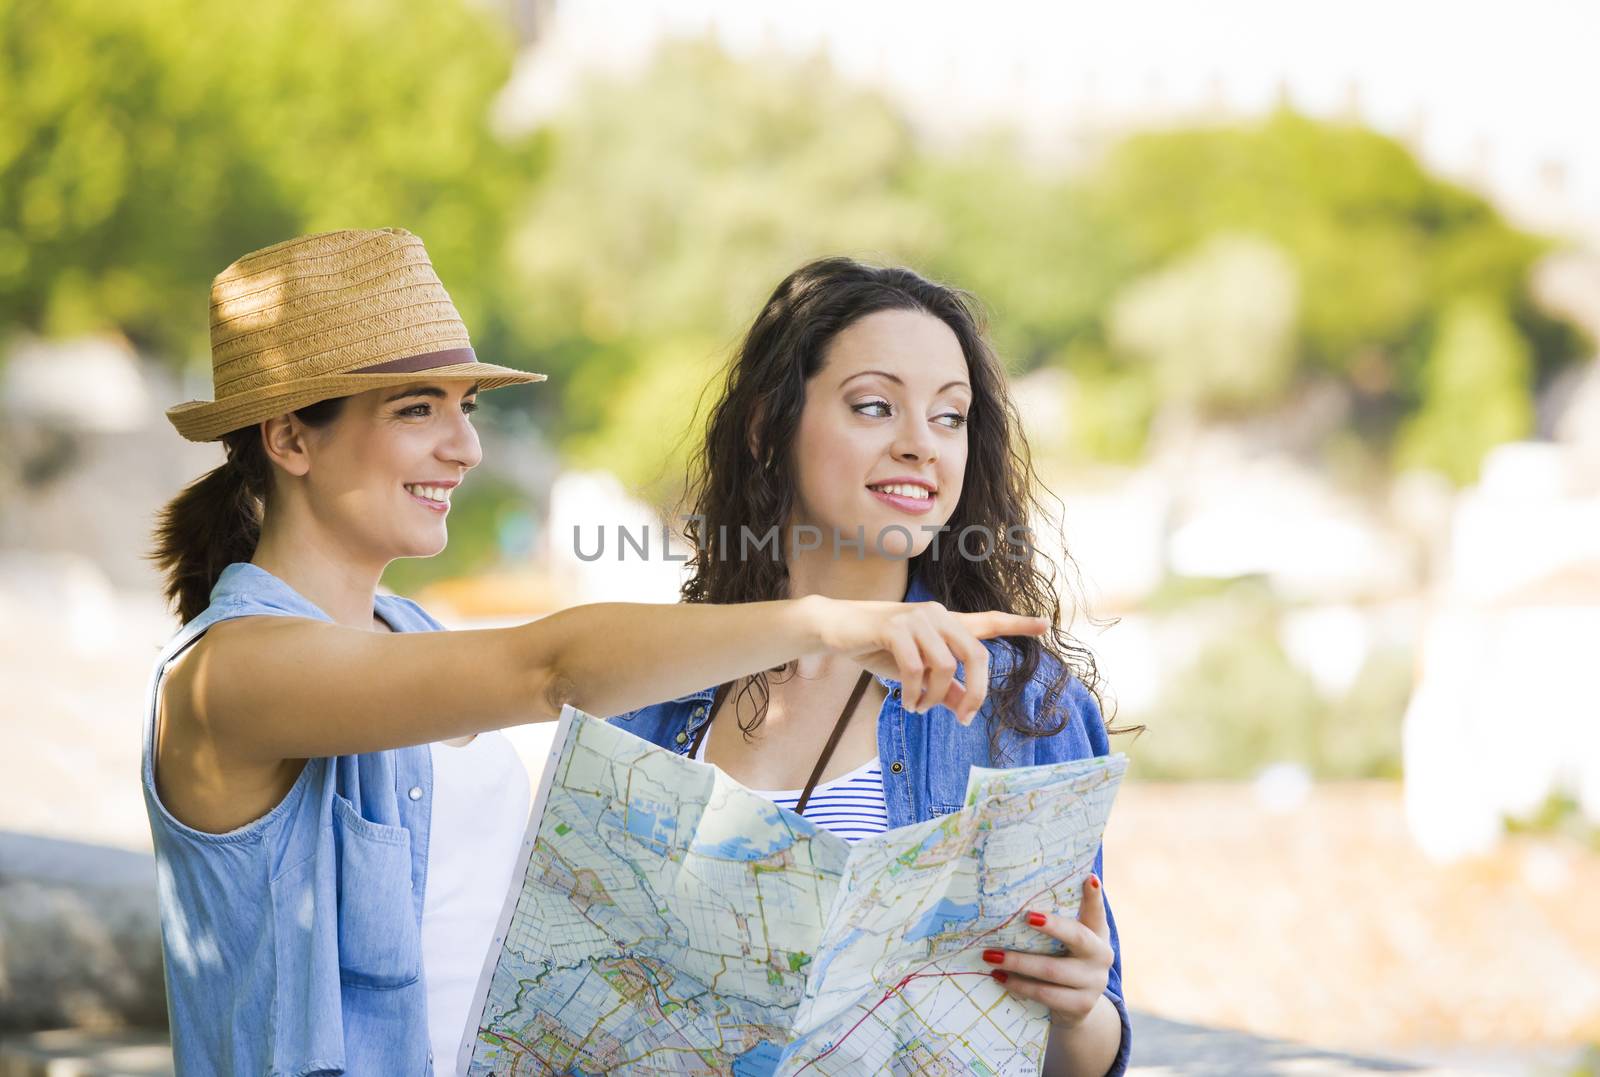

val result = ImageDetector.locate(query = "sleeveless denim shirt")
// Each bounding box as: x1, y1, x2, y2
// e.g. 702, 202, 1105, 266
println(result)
141, 563, 442, 1076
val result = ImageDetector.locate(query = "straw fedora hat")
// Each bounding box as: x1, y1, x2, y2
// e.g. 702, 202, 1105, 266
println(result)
166, 228, 545, 441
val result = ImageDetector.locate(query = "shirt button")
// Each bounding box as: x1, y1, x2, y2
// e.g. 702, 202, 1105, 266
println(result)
892, 688, 901, 700
675, 731, 689, 745
407, 786, 423, 801
890, 761, 904, 774
693, 705, 707, 718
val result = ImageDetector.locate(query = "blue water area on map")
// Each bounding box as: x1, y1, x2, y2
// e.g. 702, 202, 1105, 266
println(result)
601, 805, 680, 851
807, 926, 863, 985
689, 828, 795, 860
731, 1040, 784, 1076
907, 898, 981, 941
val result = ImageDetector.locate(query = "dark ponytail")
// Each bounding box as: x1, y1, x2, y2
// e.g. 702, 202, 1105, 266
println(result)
151, 397, 346, 624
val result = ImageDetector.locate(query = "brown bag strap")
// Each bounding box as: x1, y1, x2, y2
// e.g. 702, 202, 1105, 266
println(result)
795, 669, 874, 816
687, 670, 876, 818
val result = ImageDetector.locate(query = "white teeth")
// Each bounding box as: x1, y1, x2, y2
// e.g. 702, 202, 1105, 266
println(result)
406, 484, 451, 504
871, 483, 931, 500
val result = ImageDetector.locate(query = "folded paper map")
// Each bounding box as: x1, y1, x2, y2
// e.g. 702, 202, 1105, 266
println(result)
460, 705, 1126, 1076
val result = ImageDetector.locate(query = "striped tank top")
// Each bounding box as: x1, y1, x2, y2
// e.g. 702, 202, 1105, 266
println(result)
691, 734, 890, 842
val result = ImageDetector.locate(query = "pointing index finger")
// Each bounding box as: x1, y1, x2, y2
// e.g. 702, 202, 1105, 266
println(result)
958, 611, 1050, 640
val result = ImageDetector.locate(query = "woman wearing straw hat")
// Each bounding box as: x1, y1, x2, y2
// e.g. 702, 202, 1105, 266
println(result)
143, 228, 1046, 1076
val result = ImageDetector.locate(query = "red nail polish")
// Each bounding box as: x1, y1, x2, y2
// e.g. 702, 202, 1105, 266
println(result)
1026, 911, 1047, 927
990, 970, 1009, 984
981, 949, 1005, 965
1088, 875, 1100, 890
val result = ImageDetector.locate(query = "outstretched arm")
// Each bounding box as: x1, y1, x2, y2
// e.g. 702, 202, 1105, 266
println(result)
176, 596, 1046, 762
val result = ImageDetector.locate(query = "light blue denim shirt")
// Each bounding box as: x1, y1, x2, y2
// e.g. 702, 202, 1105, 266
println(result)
609, 570, 1132, 1076
141, 563, 442, 1076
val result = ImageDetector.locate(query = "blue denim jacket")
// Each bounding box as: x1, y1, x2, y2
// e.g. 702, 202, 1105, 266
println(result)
609, 571, 1132, 1075
141, 563, 441, 1076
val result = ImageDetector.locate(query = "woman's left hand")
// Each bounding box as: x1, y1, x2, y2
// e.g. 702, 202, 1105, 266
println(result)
982, 873, 1112, 1029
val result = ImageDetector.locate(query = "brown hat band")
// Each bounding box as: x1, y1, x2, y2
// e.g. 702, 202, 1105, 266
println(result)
350, 346, 478, 375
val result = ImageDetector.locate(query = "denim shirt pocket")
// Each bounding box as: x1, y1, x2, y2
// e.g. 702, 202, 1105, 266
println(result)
331, 794, 422, 990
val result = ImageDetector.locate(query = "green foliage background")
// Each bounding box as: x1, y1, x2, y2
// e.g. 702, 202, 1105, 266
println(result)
0, 0, 531, 364
3, 9, 1582, 489
1121, 580, 1412, 781
2, 2, 1590, 780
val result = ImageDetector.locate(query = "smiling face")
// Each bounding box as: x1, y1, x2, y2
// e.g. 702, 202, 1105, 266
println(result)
789, 308, 971, 558
281, 379, 483, 563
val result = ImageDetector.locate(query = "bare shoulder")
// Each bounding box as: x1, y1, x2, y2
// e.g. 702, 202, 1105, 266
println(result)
159, 616, 298, 725
154, 616, 304, 833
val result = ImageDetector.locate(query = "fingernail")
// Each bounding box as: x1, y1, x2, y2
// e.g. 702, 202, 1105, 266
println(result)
990, 970, 1009, 984
1088, 875, 1100, 890
1026, 911, 1047, 928
981, 949, 1005, 965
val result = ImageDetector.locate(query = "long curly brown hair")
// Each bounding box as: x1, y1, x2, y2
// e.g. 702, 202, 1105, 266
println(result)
677, 256, 1137, 750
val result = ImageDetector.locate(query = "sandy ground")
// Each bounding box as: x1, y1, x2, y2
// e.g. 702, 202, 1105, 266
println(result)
1103, 781, 1600, 1059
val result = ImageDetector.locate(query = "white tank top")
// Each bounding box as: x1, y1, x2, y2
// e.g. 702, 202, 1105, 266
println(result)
421, 731, 530, 1071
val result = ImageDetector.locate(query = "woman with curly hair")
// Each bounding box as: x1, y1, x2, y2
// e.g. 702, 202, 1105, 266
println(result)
614, 256, 1137, 1076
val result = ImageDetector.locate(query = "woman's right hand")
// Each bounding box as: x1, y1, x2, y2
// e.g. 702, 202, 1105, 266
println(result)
805, 596, 1050, 726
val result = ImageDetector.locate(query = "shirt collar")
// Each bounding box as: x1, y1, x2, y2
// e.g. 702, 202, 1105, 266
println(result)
902, 569, 935, 604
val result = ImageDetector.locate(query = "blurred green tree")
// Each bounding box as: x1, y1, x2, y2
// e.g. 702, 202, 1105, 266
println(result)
501, 39, 936, 495
0, 0, 528, 366
1083, 110, 1542, 371
1074, 111, 1579, 477
517, 65, 1583, 489
1396, 293, 1535, 483
1109, 233, 1300, 414
1126, 583, 1409, 780
1, 18, 1583, 502
903, 139, 1130, 371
